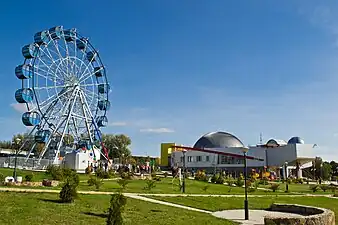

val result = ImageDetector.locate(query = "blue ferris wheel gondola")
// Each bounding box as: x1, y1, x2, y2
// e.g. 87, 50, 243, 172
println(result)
49, 26, 63, 39
22, 111, 41, 126
96, 116, 108, 127
98, 83, 110, 94
98, 100, 110, 111
86, 51, 97, 62
15, 88, 34, 103
22, 44, 38, 59
76, 38, 87, 50
15, 64, 33, 79
94, 66, 104, 77
64, 28, 76, 42
35, 130, 51, 143
34, 30, 50, 45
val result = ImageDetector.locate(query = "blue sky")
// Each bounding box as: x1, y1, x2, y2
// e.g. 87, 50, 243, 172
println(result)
2, 0, 338, 160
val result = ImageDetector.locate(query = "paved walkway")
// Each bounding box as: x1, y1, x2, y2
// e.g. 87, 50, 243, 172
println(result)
212, 209, 304, 225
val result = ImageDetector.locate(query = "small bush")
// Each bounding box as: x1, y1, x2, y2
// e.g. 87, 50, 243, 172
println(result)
120, 172, 131, 180
163, 172, 168, 178
269, 184, 280, 192
259, 178, 268, 185
333, 193, 338, 198
95, 167, 105, 178
309, 184, 319, 192
211, 174, 219, 183
320, 185, 330, 192
216, 175, 225, 184
144, 178, 156, 191
227, 178, 235, 186
293, 178, 303, 184
153, 177, 161, 182
117, 179, 129, 190
235, 178, 244, 187
25, 174, 34, 182
106, 193, 127, 225
248, 187, 256, 192
151, 171, 157, 179
59, 182, 77, 203
195, 170, 208, 182
46, 165, 63, 180
0, 173, 5, 185
85, 166, 92, 175
202, 185, 209, 192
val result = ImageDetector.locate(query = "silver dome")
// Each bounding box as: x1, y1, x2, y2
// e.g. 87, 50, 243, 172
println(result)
288, 136, 304, 144
193, 131, 244, 149
266, 139, 287, 146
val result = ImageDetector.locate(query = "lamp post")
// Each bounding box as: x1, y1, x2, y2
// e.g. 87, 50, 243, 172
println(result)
182, 150, 187, 193
13, 138, 21, 182
284, 161, 289, 192
241, 147, 249, 220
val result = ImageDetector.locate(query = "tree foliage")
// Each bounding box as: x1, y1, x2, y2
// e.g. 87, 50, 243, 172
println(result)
102, 134, 131, 159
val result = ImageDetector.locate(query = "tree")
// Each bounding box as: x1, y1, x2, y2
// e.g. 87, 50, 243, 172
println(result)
330, 161, 338, 177
314, 157, 323, 179
102, 134, 131, 159
322, 162, 332, 180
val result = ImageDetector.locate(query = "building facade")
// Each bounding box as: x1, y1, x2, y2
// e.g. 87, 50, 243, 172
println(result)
167, 131, 318, 178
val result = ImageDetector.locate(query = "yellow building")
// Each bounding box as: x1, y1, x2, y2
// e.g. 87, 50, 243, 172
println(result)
160, 143, 184, 167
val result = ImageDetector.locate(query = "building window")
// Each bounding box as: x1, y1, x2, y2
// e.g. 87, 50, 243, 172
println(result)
220, 156, 236, 164
196, 156, 202, 162
206, 156, 209, 162
187, 156, 193, 162
180, 157, 183, 162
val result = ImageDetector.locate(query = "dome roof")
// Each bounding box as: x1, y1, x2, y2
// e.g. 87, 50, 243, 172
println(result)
193, 131, 244, 149
266, 139, 287, 146
288, 136, 304, 144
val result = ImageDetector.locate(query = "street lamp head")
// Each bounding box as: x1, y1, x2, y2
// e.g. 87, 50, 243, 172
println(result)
241, 147, 249, 153
285, 161, 288, 166
182, 149, 187, 153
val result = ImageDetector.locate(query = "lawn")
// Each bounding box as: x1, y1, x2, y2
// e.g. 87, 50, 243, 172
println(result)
150, 196, 338, 222
262, 182, 336, 195
0, 168, 89, 182
78, 177, 293, 195
0, 192, 235, 225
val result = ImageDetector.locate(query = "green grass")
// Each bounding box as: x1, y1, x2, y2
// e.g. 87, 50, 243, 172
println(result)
78, 178, 295, 195
0, 168, 89, 182
262, 182, 336, 195
0, 192, 236, 225
150, 196, 338, 222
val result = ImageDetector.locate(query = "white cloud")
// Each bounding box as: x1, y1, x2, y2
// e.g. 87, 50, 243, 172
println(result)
139, 128, 175, 133
108, 121, 128, 127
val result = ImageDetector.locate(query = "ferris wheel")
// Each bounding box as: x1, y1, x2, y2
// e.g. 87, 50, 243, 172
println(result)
15, 26, 110, 163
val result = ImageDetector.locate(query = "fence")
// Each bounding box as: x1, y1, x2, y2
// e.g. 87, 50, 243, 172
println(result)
0, 156, 61, 170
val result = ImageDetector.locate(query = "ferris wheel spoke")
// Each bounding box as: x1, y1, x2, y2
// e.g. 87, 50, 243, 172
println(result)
79, 70, 97, 84
34, 84, 70, 90
39, 87, 73, 110
33, 70, 60, 85
34, 58, 64, 82
80, 83, 99, 87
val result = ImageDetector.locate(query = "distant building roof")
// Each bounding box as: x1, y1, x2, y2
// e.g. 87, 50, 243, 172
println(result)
193, 131, 244, 149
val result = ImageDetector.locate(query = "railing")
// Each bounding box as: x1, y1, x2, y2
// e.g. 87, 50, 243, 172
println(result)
0, 156, 60, 170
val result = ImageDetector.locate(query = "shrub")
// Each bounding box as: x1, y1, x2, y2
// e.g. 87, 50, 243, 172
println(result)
195, 170, 208, 182
293, 178, 303, 184
333, 193, 338, 198
216, 176, 225, 184
25, 174, 34, 182
226, 178, 235, 186
248, 187, 256, 192
0, 173, 5, 185
202, 185, 209, 192
309, 184, 319, 192
144, 178, 156, 191
211, 174, 219, 183
87, 176, 97, 186
163, 172, 168, 178
106, 193, 127, 225
259, 178, 268, 185
153, 177, 161, 182
117, 179, 129, 190
95, 167, 105, 178
120, 172, 132, 180
320, 185, 330, 192
46, 165, 63, 180
235, 177, 244, 187
59, 182, 77, 203
269, 184, 280, 192
85, 166, 92, 175
151, 171, 157, 179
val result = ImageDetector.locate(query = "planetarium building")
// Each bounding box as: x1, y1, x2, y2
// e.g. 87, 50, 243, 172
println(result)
167, 131, 318, 178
